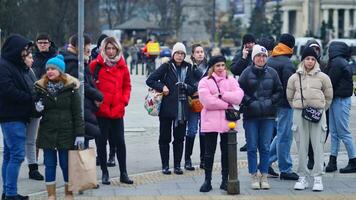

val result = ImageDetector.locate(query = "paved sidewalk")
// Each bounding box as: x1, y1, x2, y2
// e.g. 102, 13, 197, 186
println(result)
2, 75, 356, 199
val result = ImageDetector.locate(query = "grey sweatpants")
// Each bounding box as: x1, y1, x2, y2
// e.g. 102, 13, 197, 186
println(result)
292, 109, 327, 177
26, 117, 41, 164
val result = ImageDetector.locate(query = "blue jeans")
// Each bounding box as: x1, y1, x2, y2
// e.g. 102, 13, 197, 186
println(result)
1, 122, 26, 196
244, 119, 274, 174
186, 112, 201, 138
43, 149, 69, 184
329, 97, 356, 158
268, 107, 293, 173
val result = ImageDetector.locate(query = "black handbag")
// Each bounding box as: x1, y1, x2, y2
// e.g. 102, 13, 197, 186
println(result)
211, 77, 241, 121
298, 74, 322, 123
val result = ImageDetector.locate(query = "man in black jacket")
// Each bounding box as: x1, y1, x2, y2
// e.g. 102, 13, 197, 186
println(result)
0, 34, 33, 200
324, 41, 356, 173
267, 33, 299, 180
32, 33, 57, 79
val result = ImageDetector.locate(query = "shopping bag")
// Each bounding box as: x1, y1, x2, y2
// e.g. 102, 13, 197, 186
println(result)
68, 148, 97, 193
144, 88, 163, 116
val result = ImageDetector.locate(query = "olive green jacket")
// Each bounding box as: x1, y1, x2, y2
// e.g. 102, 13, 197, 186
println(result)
34, 74, 84, 150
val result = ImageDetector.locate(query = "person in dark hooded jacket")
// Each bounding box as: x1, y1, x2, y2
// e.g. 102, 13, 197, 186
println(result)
324, 41, 356, 174
32, 33, 57, 79
0, 34, 33, 200
230, 34, 255, 76
146, 42, 195, 175
91, 34, 108, 60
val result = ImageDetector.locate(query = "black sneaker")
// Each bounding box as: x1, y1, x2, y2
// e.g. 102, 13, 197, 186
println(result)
268, 167, 279, 178
239, 143, 247, 152
280, 172, 299, 180
107, 156, 116, 167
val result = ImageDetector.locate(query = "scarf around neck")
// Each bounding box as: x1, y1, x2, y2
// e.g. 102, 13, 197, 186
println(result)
47, 81, 64, 96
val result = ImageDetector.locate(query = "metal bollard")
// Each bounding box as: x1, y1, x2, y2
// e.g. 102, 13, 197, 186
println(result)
227, 122, 240, 194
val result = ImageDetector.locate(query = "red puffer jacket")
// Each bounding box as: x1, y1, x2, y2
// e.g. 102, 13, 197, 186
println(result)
89, 54, 131, 119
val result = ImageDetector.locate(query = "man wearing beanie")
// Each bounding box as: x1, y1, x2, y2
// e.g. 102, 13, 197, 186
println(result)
146, 42, 195, 175
91, 34, 108, 59
267, 33, 299, 180
0, 34, 33, 200
231, 33, 256, 76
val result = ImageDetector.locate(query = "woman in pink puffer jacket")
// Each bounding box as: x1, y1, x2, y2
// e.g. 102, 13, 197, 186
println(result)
198, 55, 244, 192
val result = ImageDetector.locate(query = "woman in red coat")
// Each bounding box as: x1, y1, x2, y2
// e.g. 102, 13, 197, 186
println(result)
89, 37, 133, 185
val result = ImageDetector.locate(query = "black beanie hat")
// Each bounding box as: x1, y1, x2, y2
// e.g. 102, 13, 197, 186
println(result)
279, 33, 295, 48
97, 34, 108, 47
242, 34, 256, 45
208, 55, 226, 68
301, 46, 318, 61
258, 36, 275, 51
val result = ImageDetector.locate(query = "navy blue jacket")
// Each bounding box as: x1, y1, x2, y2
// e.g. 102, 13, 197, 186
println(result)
0, 34, 34, 123
325, 41, 353, 98
32, 43, 57, 79
230, 48, 253, 76
238, 65, 283, 119
266, 55, 295, 107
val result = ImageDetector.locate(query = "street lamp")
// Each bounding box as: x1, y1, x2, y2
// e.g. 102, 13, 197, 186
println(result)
0, 28, 2, 56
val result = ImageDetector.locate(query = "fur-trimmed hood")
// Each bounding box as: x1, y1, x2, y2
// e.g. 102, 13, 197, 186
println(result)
34, 73, 80, 91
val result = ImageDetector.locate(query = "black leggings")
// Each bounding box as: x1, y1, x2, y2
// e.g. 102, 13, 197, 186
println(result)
204, 133, 228, 177
96, 117, 127, 174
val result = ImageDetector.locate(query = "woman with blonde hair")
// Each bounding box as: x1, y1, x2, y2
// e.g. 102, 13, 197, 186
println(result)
34, 55, 85, 200
287, 47, 333, 192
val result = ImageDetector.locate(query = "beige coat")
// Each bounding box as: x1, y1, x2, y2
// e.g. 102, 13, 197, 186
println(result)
286, 61, 333, 110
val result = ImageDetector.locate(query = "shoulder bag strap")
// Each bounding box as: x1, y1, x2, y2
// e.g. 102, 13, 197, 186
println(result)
298, 73, 305, 107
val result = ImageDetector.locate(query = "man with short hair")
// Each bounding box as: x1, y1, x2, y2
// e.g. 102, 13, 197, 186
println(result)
32, 33, 57, 79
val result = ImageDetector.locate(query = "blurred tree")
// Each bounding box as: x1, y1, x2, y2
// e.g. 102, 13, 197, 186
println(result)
0, 0, 100, 47
247, 1, 271, 38
270, 0, 282, 38
217, 13, 242, 46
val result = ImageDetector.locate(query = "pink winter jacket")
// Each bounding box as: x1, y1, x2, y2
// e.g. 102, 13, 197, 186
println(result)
198, 72, 244, 133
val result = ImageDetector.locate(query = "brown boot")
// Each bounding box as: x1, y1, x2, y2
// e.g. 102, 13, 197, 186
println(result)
46, 184, 56, 200
64, 184, 74, 200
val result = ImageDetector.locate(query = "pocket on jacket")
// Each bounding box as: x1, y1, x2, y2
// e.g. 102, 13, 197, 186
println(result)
291, 124, 300, 142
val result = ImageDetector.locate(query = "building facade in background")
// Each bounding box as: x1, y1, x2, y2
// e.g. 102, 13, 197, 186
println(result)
266, 0, 356, 38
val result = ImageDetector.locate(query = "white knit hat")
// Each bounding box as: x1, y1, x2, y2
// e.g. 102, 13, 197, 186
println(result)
251, 44, 268, 60
171, 42, 187, 57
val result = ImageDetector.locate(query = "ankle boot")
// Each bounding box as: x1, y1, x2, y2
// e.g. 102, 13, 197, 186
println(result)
120, 172, 134, 184
200, 167, 212, 192
46, 184, 56, 200
184, 137, 195, 171
339, 158, 356, 173
101, 170, 110, 185
325, 155, 337, 172
107, 155, 116, 167
199, 135, 205, 169
28, 164, 44, 181
159, 144, 171, 175
64, 184, 73, 200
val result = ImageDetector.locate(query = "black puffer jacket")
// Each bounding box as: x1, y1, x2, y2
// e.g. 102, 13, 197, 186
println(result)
146, 60, 195, 118
230, 48, 253, 76
238, 65, 283, 119
266, 55, 295, 107
32, 43, 57, 79
0, 34, 34, 123
191, 60, 209, 89
325, 41, 353, 98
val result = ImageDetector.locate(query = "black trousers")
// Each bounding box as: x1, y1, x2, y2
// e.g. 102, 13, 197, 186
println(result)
159, 117, 186, 168
96, 117, 127, 174
204, 132, 228, 180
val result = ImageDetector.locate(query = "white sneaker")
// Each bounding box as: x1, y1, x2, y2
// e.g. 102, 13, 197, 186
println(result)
251, 173, 260, 190
294, 176, 308, 190
260, 173, 270, 190
312, 176, 323, 191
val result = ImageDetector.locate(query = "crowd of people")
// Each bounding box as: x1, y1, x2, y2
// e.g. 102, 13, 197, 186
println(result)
0, 31, 356, 200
